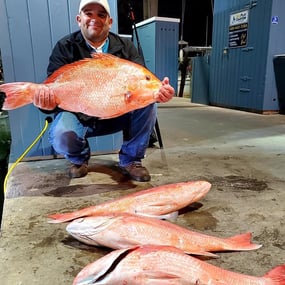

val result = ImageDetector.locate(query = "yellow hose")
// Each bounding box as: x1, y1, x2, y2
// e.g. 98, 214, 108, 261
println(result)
3, 117, 51, 194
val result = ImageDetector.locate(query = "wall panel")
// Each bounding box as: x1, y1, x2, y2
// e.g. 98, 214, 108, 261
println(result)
0, 0, 121, 162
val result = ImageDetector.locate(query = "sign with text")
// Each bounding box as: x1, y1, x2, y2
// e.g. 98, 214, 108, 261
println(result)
229, 10, 249, 48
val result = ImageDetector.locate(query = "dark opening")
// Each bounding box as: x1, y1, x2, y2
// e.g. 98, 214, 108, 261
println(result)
118, 0, 214, 46
0, 50, 11, 228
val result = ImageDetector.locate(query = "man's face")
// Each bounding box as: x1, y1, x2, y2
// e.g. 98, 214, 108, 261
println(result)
77, 3, 112, 44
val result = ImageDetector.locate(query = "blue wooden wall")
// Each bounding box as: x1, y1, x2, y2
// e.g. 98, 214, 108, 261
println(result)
209, 0, 285, 113
191, 55, 210, 105
135, 17, 180, 93
0, 0, 121, 162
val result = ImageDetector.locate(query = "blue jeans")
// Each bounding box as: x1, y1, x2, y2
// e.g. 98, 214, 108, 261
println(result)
48, 103, 157, 167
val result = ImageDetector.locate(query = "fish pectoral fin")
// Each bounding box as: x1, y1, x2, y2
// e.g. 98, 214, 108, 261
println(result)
143, 270, 182, 284
115, 236, 144, 248
76, 275, 97, 285
124, 91, 132, 102
185, 250, 219, 258
137, 211, 179, 222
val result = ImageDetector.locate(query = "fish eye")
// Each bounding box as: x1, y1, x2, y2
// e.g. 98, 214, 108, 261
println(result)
145, 75, 151, 81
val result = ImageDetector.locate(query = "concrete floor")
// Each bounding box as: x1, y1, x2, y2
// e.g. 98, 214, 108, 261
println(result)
0, 97, 285, 284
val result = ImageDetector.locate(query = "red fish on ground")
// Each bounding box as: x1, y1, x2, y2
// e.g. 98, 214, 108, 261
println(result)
73, 245, 285, 285
66, 212, 261, 257
48, 180, 212, 223
0, 53, 161, 119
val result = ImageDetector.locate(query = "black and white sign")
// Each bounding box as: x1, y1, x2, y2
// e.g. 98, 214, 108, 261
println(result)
229, 10, 249, 48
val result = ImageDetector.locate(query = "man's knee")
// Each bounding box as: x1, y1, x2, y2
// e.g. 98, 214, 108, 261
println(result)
53, 131, 81, 153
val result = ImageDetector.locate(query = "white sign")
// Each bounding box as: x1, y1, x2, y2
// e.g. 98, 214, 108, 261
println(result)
230, 10, 249, 26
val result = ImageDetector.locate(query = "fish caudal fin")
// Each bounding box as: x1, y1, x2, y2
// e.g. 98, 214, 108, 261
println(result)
0, 82, 36, 110
226, 232, 262, 251
263, 265, 285, 284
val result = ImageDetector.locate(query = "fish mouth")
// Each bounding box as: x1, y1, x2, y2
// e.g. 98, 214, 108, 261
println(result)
0, 91, 6, 111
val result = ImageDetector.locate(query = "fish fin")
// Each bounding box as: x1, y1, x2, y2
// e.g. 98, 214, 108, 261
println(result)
143, 271, 182, 284
124, 91, 132, 102
138, 211, 179, 222
263, 265, 285, 284
226, 232, 262, 251
0, 82, 35, 110
185, 250, 219, 258
45, 54, 121, 84
75, 275, 97, 285
91, 52, 128, 64
47, 212, 83, 223
91, 53, 117, 59
159, 211, 179, 222
44, 59, 92, 83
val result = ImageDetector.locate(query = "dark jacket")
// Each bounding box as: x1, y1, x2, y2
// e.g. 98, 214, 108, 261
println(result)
42, 31, 144, 123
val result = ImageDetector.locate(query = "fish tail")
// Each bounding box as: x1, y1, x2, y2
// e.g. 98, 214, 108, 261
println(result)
0, 82, 37, 110
263, 265, 285, 284
226, 232, 262, 251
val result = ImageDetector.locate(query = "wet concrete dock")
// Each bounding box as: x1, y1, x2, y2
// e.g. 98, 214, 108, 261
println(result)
0, 97, 284, 284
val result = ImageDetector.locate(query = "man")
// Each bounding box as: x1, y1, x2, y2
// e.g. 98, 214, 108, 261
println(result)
34, 0, 174, 182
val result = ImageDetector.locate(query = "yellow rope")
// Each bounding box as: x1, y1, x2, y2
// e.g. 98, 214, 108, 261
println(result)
3, 117, 51, 194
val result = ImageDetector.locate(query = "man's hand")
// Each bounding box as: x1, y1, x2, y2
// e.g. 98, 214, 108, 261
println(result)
155, 77, 175, 103
33, 85, 57, 110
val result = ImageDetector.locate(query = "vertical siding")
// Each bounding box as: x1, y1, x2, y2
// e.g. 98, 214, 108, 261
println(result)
135, 23, 156, 72
136, 17, 180, 93
241, 0, 271, 110
2, 0, 53, 160
210, 0, 284, 113
209, 1, 230, 105
264, 0, 285, 110
191, 55, 210, 104
0, 0, 121, 162
155, 20, 179, 92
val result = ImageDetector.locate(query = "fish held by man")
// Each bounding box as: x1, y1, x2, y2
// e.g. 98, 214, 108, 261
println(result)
66, 212, 262, 257
48, 180, 212, 223
72, 244, 285, 285
0, 53, 161, 119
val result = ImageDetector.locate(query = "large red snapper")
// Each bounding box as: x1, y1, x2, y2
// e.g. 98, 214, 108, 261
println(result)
73, 245, 285, 285
48, 180, 212, 223
0, 53, 161, 118
66, 212, 262, 257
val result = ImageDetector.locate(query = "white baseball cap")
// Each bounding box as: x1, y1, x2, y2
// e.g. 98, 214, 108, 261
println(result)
79, 0, 110, 15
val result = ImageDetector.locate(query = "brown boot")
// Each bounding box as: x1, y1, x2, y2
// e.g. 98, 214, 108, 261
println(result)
121, 162, 151, 182
69, 162, 88, 178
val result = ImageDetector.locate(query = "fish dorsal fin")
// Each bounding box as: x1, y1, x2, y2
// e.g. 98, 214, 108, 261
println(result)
43, 54, 123, 84
44, 58, 92, 84
91, 52, 117, 60
91, 53, 144, 70
91, 52, 128, 64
